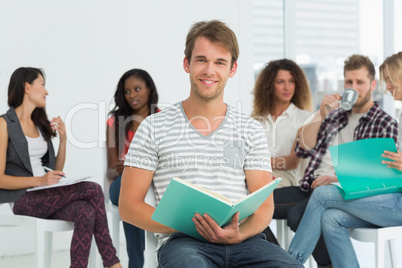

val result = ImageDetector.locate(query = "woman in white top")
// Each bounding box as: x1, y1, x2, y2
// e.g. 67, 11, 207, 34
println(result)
0, 67, 121, 268
252, 59, 313, 188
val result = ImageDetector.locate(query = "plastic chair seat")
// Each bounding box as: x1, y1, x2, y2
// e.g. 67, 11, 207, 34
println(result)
349, 226, 402, 268
0, 208, 96, 268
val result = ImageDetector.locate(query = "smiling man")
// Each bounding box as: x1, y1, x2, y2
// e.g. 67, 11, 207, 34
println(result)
119, 20, 302, 267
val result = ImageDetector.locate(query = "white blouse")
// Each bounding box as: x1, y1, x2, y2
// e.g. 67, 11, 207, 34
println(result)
260, 103, 313, 187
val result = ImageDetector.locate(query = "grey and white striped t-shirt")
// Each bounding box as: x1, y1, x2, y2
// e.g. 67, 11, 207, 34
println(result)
125, 101, 272, 248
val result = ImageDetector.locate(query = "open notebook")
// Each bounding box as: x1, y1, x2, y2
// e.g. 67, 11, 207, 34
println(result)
27, 175, 93, 191
151, 177, 281, 241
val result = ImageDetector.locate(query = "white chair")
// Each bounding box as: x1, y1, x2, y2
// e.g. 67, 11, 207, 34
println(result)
276, 219, 293, 250
350, 226, 402, 268
0, 204, 96, 268
104, 182, 158, 268
103, 146, 124, 258
103, 151, 158, 268
104, 175, 122, 257
144, 185, 158, 268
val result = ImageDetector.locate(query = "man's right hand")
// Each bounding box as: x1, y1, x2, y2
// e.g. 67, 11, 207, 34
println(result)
319, 93, 341, 119
298, 93, 342, 151
40, 171, 63, 186
311, 175, 338, 189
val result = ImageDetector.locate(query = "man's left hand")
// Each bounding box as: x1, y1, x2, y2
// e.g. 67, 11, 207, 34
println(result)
192, 212, 244, 244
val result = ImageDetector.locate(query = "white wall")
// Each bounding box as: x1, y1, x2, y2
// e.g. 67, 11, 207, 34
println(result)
0, 0, 255, 257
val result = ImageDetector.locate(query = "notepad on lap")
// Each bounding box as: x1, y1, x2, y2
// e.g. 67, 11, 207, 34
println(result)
329, 138, 402, 200
28, 175, 93, 191
151, 177, 281, 241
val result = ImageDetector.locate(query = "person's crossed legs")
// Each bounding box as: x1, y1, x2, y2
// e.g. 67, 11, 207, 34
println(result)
273, 186, 332, 267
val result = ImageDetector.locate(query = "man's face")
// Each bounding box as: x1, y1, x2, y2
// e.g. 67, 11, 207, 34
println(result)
183, 37, 237, 102
344, 67, 375, 110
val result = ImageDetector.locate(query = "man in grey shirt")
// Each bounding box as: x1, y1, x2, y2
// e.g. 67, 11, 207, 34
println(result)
119, 20, 302, 268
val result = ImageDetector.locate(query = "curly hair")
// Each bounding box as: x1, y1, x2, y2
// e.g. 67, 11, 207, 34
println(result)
380, 51, 402, 95
252, 59, 313, 119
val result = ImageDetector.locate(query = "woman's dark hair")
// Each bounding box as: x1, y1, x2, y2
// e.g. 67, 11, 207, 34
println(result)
8, 67, 55, 141
109, 69, 159, 152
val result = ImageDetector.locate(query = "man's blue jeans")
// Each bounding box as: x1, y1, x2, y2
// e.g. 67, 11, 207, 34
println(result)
288, 185, 402, 268
158, 232, 303, 268
110, 175, 145, 268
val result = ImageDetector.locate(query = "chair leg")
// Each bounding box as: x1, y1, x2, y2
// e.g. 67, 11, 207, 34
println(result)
388, 239, 396, 268
283, 224, 293, 250
88, 237, 97, 268
144, 230, 157, 268
276, 219, 293, 250
44, 231, 53, 268
35, 225, 46, 268
375, 237, 385, 268
276, 219, 285, 248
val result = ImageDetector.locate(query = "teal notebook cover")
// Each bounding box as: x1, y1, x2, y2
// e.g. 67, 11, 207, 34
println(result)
329, 138, 402, 200
151, 177, 281, 241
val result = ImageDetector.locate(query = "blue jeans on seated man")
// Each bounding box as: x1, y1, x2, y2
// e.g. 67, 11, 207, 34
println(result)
158, 232, 303, 268
288, 185, 402, 268
109, 175, 145, 268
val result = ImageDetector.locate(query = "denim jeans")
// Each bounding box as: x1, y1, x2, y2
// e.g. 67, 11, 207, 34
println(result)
158, 232, 303, 268
110, 175, 145, 268
269, 186, 331, 266
288, 185, 402, 268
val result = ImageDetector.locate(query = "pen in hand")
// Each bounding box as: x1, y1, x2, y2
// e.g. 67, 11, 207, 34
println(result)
43, 166, 66, 178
